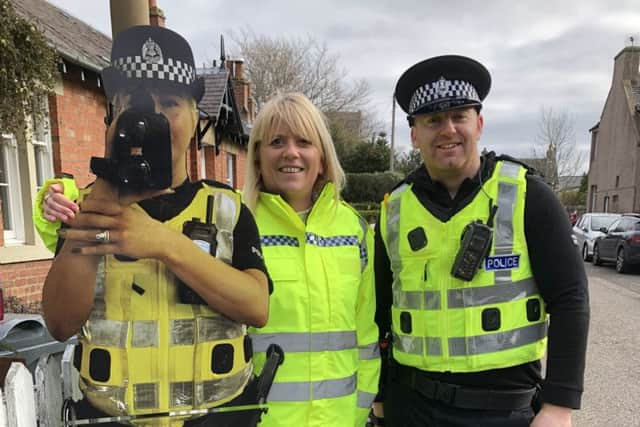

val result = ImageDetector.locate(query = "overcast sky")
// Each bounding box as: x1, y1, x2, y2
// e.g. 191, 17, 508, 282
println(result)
48, 0, 640, 172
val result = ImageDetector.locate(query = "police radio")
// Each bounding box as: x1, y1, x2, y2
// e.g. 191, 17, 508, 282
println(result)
177, 195, 217, 305
450, 204, 498, 281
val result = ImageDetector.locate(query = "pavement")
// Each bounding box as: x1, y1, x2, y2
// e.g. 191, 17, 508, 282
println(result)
572, 268, 640, 427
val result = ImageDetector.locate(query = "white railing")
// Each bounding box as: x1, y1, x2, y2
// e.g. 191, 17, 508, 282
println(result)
0, 345, 79, 427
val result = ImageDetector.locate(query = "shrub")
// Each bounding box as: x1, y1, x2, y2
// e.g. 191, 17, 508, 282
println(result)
342, 172, 403, 204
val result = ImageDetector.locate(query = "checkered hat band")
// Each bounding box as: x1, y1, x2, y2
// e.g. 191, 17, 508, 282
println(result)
409, 79, 480, 114
114, 56, 195, 85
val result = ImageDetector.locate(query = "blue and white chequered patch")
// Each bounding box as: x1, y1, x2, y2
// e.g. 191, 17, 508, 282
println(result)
260, 235, 300, 247
113, 56, 195, 85
409, 77, 480, 115
305, 232, 358, 247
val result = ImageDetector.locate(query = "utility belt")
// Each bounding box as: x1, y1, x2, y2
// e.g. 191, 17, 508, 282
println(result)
391, 361, 538, 411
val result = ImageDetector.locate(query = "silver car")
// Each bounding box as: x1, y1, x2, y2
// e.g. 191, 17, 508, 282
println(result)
573, 213, 621, 261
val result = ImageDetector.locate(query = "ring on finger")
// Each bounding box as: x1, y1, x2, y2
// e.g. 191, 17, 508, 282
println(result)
43, 193, 52, 203
95, 230, 110, 244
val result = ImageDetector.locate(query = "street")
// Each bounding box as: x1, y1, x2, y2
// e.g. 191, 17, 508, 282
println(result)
572, 262, 640, 427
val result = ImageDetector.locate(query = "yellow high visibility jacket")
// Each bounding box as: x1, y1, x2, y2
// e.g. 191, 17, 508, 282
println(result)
76, 184, 253, 425
249, 183, 380, 427
380, 161, 548, 373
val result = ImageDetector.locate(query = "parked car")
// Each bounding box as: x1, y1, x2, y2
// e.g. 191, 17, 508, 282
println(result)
592, 213, 640, 273
573, 213, 621, 261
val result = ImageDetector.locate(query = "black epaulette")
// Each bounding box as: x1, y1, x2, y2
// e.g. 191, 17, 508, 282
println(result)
495, 154, 543, 177
199, 179, 236, 192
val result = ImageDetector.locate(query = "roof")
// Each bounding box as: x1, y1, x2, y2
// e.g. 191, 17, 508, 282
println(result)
11, 0, 111, 72
198, 68, 230, 120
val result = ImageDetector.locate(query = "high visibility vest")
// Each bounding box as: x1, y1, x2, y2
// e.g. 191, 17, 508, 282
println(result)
77, 184, 252, 425
249, 183, 380, 427
380, 161, 548, 373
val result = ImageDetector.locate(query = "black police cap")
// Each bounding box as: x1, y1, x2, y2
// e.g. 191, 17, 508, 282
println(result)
395, 55, 491, 120
101, 25, 204, 102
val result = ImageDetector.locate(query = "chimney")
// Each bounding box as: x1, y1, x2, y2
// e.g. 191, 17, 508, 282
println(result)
613, 45, 640, 84
226, 59, 245, 80
148, 0, 166, 27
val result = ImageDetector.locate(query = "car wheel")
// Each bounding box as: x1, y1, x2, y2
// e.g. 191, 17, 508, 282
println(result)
592, 244, 602, 266
616, 248, 629, 274
582, 244, 591, 262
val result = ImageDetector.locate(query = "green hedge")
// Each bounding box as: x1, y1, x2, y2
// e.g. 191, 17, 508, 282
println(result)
342, 172, 404, 222
342, 172, 403, 203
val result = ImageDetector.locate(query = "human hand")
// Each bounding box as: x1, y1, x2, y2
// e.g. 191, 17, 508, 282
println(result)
530, 403, 572, 427
43, 183, 79, 223
59, 197, 171, 260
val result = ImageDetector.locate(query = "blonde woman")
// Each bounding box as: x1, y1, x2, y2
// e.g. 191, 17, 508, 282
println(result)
243, 93, 379, 426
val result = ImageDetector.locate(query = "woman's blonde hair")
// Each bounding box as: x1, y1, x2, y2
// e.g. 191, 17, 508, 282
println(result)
243, 92, 345, 212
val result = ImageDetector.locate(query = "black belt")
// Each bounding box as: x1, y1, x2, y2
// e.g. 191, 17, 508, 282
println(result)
394, 363, 537, 411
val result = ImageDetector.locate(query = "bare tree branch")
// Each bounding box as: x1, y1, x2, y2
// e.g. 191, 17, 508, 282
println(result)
531, 106, 585, 191
228, 29, 371, 112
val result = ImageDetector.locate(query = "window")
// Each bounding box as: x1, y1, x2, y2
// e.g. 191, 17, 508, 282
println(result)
0, 133, 23, 241
1, 97, 53, 248
603, 196, 609, 213
226, 153, 236, 188
615, 175, 620, 188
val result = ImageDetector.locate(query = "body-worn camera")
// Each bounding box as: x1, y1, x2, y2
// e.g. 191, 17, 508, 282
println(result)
177, 195, 218, 305
451, 221, 493, 281
91, 109, 172, 192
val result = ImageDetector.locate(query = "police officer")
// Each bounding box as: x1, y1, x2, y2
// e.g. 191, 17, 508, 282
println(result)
42, 26, 270, 426
374, 55, 589, 426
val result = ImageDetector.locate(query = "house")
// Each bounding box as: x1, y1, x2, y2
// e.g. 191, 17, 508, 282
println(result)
0, 0, 252, 308
587, 45, 640, 213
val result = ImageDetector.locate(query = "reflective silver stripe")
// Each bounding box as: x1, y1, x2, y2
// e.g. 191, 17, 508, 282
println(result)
359, 342, 380, 360
251, 331, 357, 353
170, 319, 195, 345
392, 333, 443, 356
393, 289, 441, 310
386, 191, 404, 303
133, 382, 158, 410
196, 363, 253, 405
358, 216, 369, 272
171, 381, 194, 407
447, 278, 539, 309
448, 321, 548, 356
494, 181, 517, 284
214, 192, 237, 264
268, 374, 357, 402
500, 161, 521, 178
427, 337, 443, 356
131, 321, 158, 347
84, 319, 128, 347
197, 316, 245, 342
357, 390, 376, 408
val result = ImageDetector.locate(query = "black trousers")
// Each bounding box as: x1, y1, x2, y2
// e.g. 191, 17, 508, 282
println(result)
70, 377, 263, 427
384, 377, 535, 427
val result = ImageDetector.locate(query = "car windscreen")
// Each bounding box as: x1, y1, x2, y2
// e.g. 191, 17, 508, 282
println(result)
591, 216, 618, 231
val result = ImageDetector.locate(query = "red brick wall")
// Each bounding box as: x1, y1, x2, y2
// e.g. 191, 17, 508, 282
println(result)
0, 260, 51, 306
49, 65, 107, 188
1, 68, 106, 311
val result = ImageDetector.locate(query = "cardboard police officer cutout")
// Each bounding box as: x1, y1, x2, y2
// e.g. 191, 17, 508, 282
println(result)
395, 55, 491, 125
91, 25, 205, 193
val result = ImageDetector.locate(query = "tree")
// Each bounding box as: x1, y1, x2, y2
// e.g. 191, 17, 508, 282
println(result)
229, 30, 371, 112
0, 0, 57, 134
338, 132, 391, 173
394, 149, 423, 175
531, 107, 585, 191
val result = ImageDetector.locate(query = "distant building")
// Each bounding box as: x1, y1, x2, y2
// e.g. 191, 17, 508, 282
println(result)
587, 45, 640, 213
324, 110, 363, 141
